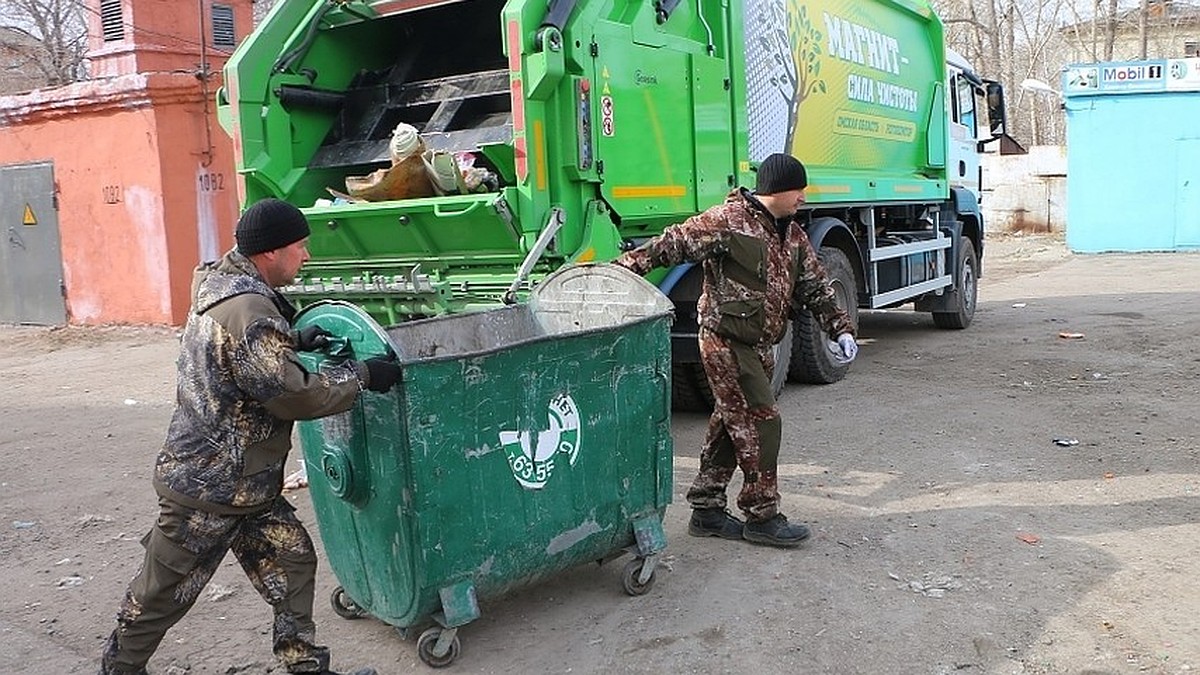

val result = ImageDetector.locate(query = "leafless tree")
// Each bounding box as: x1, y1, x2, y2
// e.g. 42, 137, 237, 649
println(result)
254, 0, 275, 24
938, 0, 1200, 146
936, 0, 1071, 145
0, 0, 87, 89
1104, 0, 1120, 58
1062, 0, 1200, 62
1139, 0, 1151, 57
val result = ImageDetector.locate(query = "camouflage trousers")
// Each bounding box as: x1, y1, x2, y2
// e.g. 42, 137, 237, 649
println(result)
685, 328, 782, 522
101, 495, 329, 674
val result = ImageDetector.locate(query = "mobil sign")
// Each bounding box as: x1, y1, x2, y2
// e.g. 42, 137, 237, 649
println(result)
1099, 60, 1166, 92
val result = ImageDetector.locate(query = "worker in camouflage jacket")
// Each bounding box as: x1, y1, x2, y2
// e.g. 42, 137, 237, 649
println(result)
615, 153, 857, 548
99, 199, 396, 675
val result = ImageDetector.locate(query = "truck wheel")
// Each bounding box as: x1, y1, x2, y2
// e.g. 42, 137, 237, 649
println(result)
676, 362, 710, 410
788, 247, 859, 384
671, 333, 790, 412
668, 266, 713, 413
671, 362, 714, 412
670, 263, 791, 411
770, 322, 793, 397
932, 241, 978, 329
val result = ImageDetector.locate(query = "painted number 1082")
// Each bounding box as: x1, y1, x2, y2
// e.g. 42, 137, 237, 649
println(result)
198, 173, 225, 192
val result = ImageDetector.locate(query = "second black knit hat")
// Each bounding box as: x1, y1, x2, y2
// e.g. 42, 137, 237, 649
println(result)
755, 153, 808, 194
235, 198, 311, 256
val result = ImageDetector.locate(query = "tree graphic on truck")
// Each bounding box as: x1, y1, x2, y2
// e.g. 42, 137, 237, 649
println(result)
759, 1, 828, 150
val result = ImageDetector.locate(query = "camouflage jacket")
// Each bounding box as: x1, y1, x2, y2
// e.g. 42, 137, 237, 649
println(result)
153, 250, 363, 513
616, 189, 853, 347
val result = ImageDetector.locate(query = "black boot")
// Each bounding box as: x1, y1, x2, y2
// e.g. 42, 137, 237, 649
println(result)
97, 630, 149, 675
743, 514, 810, 548
288, 653, 377, 675
97, 663, 148, 675
688, 507, 745, 540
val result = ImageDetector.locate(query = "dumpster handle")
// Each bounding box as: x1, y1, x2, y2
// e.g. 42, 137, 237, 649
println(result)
655, 369, 671, 423
433, 201, 482, 218
503, 206, 566, 304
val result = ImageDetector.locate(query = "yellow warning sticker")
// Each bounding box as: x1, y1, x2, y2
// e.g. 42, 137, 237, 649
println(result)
23, 204, 36, 226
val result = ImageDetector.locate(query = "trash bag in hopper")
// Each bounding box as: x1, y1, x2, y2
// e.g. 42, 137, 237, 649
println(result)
344, 123, 436, 201
423, 149, 465, 195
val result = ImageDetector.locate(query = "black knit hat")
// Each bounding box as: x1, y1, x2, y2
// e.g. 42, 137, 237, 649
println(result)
235, 198, 311, 256
755, 153, 808, 194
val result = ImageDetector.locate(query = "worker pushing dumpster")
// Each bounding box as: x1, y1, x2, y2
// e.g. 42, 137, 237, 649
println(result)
292, 264, 674, 668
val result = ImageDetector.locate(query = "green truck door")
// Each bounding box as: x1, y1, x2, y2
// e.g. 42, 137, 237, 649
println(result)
591, 24, 699, 224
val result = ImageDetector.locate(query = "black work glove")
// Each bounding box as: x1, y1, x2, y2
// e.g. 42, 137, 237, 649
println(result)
295, 325, 332, 352
360, 356, 402, 393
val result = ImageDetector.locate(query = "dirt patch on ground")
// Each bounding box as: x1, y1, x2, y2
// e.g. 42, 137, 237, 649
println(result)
0, 324, 175, 352
3, 232, 1198, 674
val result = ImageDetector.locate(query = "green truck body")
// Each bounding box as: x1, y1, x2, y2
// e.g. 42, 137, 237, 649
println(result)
217, 0, 1006, 406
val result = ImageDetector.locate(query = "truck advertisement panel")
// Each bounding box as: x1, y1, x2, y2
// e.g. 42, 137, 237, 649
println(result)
743, 0, 943, 179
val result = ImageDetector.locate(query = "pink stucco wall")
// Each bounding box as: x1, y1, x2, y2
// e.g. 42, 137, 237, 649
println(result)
86, 0, 234, 79
0, 0, 252, 325
0, 74, 240, 325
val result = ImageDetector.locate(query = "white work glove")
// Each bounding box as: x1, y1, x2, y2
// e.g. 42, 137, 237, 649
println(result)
830, 333, 857, 364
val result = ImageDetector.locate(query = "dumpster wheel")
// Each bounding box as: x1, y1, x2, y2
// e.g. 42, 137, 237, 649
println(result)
416, 626, 462, 668
621, 558, 657, 596
330, 586, 367, 620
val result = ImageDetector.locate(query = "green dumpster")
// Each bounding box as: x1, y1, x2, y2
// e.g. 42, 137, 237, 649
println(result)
292, 264, 674, 668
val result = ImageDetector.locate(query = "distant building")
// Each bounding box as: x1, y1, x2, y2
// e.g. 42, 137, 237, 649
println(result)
0, 0, 252, 326
1061, 0, 1200, 62
0, 26, 50, 94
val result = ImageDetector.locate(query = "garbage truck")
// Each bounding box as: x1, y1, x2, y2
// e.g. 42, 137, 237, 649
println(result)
217, 0, 1008, 410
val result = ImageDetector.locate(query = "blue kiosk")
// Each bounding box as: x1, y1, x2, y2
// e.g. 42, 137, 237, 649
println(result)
1063, 58, 1200, 252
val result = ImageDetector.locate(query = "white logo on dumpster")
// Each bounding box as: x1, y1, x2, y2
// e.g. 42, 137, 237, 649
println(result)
499, 393, 581, 489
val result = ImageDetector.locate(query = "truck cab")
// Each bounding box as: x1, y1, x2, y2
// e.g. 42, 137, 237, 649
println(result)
947, 48, 983, 196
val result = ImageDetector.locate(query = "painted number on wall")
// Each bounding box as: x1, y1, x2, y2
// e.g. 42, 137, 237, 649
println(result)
102, 186, 122, 204
198, 173, 225, 192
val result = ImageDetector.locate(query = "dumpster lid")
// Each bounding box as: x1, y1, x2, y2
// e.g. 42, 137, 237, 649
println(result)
531, 263, 673, 335
295, 265, 672, 365
293, 300, 396, 361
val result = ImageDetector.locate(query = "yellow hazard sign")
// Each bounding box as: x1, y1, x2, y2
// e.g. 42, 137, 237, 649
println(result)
23, 204, 36, 226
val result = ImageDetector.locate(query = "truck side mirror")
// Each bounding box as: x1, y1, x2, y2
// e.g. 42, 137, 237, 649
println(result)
985, 81, 1007, 136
